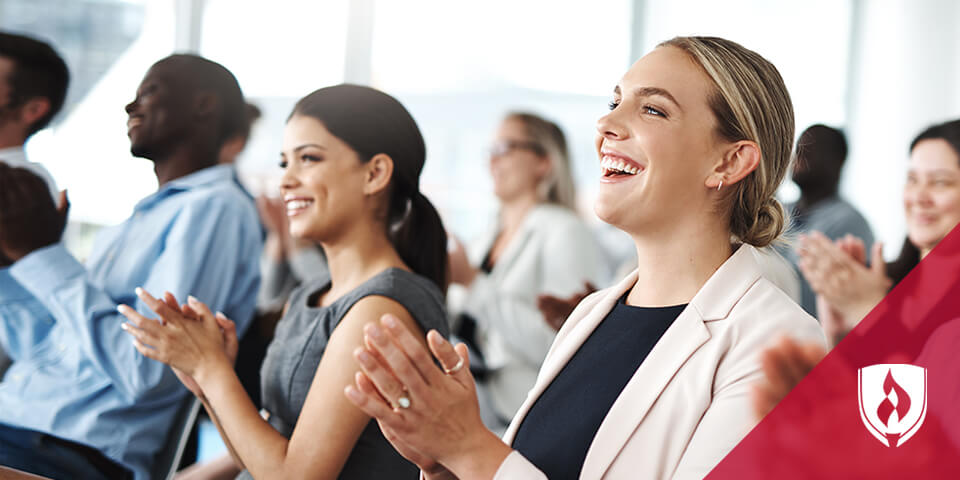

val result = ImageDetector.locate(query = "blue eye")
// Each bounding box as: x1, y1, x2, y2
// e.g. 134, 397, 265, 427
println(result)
644, 106, 666, 117
278, 160, 288, 169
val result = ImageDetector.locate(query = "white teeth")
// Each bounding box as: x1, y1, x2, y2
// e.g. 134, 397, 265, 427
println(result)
285, 200, 313, 210
600, 156, 642, 176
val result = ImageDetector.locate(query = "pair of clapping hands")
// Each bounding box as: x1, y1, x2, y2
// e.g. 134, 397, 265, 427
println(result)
796, 231, 891, 347
117, 288, 239, 398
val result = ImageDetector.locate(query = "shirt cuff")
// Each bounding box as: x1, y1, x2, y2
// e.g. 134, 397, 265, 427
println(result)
492, 450, 547, 480
9, 244, 85, 300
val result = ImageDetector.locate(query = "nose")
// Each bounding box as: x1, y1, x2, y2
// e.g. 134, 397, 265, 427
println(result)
905, 181, 934, 209
596, 108, 628, 141
124, 98, 137, 115
280, 158, 299, 191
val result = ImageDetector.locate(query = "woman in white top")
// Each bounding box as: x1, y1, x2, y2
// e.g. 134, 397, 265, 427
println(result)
345, 36, 824, 479
447, 112, 604, 430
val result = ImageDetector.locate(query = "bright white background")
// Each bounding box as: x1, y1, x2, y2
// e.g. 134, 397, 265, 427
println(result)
9, 0, 960, 259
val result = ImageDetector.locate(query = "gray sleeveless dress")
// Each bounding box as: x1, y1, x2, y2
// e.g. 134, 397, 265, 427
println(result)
235, 268, 449, 480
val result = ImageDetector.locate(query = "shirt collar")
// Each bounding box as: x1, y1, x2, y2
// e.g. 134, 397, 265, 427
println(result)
134, 164, 234, 211
0, 146, 27, 165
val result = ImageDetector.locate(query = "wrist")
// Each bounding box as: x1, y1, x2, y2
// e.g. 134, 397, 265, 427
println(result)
440, 428, 512, 478
193, 354, 233, 390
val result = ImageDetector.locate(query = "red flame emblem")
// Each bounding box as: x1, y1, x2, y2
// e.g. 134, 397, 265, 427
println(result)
876, 369, 911, 429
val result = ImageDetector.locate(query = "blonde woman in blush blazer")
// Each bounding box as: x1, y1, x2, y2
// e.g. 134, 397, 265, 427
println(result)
345, 36, 826, 480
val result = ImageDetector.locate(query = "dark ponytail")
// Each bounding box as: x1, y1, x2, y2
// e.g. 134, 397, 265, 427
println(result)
387, 188, 449, 290
290, 84, 449, 290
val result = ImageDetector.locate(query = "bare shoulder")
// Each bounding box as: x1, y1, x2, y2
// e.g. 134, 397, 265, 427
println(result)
336, 294, 426, 342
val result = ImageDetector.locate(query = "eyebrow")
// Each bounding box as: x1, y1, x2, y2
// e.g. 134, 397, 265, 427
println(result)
613, 85, 683, 112
909, 168, 960, 176
293, 144, 326, 153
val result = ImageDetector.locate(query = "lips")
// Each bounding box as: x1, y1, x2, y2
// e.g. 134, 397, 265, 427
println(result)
284, 195, 315, 217
599, 149, 645, 179
127, 116, 143, 134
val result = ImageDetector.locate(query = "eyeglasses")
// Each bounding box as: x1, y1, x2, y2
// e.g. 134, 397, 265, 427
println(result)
489, 139, 547, 158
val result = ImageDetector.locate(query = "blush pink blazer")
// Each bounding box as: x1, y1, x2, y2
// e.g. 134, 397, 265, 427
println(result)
494, 244, 826, 479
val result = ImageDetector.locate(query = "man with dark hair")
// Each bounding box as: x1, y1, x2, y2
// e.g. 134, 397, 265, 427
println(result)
0, 31, 68, 198
0, 54, 262, 480
787, 124, 874, 315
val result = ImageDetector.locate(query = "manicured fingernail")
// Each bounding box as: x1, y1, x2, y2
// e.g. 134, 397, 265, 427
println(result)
188, 295, 198, 303
355, 348, 372, 364
427, 330, 446, 344
117, 304, 128, 313
366, 324, 385, 342
216, 311, 226, 318
345, 386, 362, 402
135, 287, 144, 296
382, 315, 398, 329
120, 323, 128, 331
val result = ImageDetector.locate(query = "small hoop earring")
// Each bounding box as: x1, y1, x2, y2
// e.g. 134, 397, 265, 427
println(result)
717, 181, 723, 192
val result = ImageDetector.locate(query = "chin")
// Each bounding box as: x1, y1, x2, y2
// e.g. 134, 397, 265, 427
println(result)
130, 142, 156, 160
593, 198, 625, 229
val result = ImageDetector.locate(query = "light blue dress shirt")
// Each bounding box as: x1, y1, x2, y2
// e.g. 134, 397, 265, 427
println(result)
0, 164, 262, 479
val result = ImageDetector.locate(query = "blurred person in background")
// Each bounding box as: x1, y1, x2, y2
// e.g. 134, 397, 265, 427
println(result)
0, 31, 69, 376
797, 118, 960, 346
785, 124, 873, 316
0, 54, 262, 480
346, 36, 824, 479
123, 85, 450, 480
0, 31, 67, 199
754, 118, 960, 418
446, 111, 604, 433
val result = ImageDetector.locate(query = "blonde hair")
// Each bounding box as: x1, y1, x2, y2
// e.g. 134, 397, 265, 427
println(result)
505, 112, 577, 211
659, 36, 794, 248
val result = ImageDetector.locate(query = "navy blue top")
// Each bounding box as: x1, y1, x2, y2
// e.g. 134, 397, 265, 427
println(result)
511, 294, 685, 479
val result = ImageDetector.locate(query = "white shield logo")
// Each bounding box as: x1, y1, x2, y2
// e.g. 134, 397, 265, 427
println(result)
858, 364, 927, 447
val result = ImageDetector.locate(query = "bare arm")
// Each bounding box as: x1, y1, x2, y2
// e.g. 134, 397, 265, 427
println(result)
195, 295, 426, 479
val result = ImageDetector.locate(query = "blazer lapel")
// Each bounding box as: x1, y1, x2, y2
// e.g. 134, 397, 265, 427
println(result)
580, 244, 762, 478
485, 209, 539, 279
578, 306, 710, 478
502, 272, 638, 443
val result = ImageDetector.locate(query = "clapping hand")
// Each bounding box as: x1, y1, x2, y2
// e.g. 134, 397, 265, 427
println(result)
117, 288, 239, 395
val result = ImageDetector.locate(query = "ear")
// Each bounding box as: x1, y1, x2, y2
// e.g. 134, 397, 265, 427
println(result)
194, 91, 219, 120
19, 98, 51, 129
706, 140, 761, 191
535, 154, 552, 181
363, 153, 394, 196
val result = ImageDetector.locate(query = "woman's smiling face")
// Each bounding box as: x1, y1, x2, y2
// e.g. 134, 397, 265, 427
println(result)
904, 138, 960, 255
593, 45, 728, 236
280, 114, 370, 242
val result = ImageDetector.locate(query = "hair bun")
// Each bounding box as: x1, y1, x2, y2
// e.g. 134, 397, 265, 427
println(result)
741, 197, 786, 248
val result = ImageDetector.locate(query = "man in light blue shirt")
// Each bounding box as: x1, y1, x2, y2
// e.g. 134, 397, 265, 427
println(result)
0, 54, 262, 480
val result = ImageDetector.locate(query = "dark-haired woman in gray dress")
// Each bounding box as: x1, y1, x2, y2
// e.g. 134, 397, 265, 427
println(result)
118, 85, 450, 479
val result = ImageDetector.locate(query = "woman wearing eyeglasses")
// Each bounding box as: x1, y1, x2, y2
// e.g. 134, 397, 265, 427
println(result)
446, 112, 604, 433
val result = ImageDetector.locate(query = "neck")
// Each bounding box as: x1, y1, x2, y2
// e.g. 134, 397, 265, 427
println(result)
920, 247, 931, 260
319, 217, 406, 303
0, 131, 27, 151
152, 140, 218, 187
500, 193, 539, 232
626, 214, 733, 307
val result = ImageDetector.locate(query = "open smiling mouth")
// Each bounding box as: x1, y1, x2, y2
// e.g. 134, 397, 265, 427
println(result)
600, 157, 644, 178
